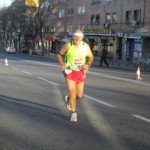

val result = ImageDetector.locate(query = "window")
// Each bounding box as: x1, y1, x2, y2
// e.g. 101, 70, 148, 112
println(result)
53, 0, 59, 4
90, 14, 95, 24
67, 24, 73, 32
106, 13, 111, 22
59, 10, 65, 18
53, 0, 64, 4
112, 12, 117, 22
126, 11, 132, 23
134, 9, 141, 23
44, 26, 50, 32
67, 8, 74, 16
90, 14, 100, 25
71, 9, 74, 15
106, 0, 112, 4
59, 0, 64, 3
78, 6, 85, 15
81, 25, 85, 31
95, 14, 100, 24
78, 24, 81, 30
77, 24, 85, 31
91, 0, 100, 4
50, 26, 56, 32
78, 6, 82, 14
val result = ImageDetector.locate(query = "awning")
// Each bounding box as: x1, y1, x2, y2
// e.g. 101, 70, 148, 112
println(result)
84, 33, 116, 40
44, 35, 53, 41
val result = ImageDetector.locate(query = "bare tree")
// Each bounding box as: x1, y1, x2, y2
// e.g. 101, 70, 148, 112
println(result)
0, 0, 52, 54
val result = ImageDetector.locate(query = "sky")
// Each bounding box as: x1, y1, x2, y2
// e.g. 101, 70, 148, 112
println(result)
0, 0, 14, 8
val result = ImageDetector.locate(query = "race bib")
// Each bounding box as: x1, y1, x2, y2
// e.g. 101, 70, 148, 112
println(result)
73, 58, 83, 71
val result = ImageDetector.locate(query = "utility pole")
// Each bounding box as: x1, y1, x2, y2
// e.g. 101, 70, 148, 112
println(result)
143, 0, 146, 27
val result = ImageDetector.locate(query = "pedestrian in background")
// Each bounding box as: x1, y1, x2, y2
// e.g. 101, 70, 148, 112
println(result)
100, 48, 109, 67
57, 29, 94, 122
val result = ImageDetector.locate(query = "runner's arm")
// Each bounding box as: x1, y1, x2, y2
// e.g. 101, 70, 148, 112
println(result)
57, 43, 69, 70
86, 44, 94, 66
82, 44, 94, 70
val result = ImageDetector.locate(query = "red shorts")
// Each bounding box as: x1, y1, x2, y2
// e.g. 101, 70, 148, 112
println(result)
65, 69, 86, 83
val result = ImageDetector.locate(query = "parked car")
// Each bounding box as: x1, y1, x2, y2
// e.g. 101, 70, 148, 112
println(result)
6, 47, 16, 54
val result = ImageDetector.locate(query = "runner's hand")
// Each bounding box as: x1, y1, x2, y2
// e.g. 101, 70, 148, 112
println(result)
82, 64, 90, 71
61, 65, 66, 71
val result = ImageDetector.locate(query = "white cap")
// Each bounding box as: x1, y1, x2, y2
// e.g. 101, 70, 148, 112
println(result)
73, 32, 84, 37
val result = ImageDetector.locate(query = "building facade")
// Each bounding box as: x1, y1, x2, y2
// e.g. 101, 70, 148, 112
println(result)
41, 0, 150, 63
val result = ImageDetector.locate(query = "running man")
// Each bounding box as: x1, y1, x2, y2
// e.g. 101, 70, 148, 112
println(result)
57, 29, 94, 122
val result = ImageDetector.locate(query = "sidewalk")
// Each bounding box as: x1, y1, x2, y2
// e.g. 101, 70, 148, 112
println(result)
91, 57, 150, 72
4, 52, 149, 72
47, 53, 150, 72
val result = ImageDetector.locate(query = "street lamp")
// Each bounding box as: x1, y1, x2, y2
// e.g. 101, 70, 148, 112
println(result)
143, 0, 146, 27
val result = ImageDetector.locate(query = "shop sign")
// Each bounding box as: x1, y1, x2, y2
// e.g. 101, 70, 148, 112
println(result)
135, 32, 150, 37
118, 32, 124, 37
134, 39, 142, 53
134, 39, 142, 58
84, 29, 112, 34
135, 27, 150, 37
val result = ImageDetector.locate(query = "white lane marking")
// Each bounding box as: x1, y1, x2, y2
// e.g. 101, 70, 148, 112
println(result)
89, 71, 150, 87
38, 77, 59, 86
11, 67, 19, 70
132, 114, 150, 123
26, 60, 150, 86
25, 60, 59, 68
8, 56, 150, 87
21, 70, 32, 75
84, 94, 115, 108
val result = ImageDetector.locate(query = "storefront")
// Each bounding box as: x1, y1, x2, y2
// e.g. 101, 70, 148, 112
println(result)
124, 36, 142, 62
135, 27, 150, 58
84, 29, 116, 58
44, 35, 53, 52
123, 27, 150, 63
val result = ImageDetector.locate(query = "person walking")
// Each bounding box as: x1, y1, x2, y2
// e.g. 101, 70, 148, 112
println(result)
57, 29, 94, 122
100, 48, 109, 67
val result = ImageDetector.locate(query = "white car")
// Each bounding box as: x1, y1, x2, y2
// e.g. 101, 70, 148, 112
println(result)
6, 47, 16, 54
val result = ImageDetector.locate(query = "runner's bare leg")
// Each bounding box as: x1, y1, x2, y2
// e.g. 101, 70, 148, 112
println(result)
65, 78, 77, 112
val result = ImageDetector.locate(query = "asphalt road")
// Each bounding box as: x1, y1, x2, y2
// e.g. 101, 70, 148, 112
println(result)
0, 54, 150, 150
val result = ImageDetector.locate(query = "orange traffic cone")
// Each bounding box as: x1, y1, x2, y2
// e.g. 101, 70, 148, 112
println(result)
136, 67, 142, 80
5, 57, 8, 66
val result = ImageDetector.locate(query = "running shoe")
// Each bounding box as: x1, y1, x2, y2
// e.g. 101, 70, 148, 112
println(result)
70, 112, 77, 122
65, 96, 71, 111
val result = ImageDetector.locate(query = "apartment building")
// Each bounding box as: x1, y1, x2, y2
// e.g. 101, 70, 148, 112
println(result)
36, 0, 150, 62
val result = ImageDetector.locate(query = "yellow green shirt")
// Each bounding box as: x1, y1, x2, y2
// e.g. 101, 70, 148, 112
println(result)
65, 41, 88, 71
